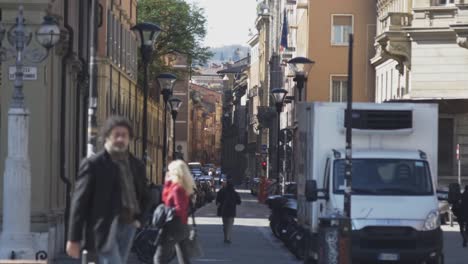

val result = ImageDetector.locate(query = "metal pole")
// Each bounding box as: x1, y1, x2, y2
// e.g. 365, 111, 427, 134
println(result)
276, 108, 281, 194
87, 0, 99, 157
162, 101, 168, 177
457, 144, 461, 185
283, 129, 287, 195
172, 111, 178, 160
298, 86, 302, 102
341, 33, 354, 264
142, 61, 149, 165
0, 5, 37, 255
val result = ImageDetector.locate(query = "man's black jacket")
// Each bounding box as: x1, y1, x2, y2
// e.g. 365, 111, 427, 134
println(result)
68, 150, 150, 251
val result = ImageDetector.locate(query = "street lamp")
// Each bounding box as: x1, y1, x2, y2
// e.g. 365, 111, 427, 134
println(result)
132, 22, 161, 166
288, 57, 314, 101
168, 97, 183, 160
158, 73, 177, 175
0, 6, 61, 257
271, 88, 288, 194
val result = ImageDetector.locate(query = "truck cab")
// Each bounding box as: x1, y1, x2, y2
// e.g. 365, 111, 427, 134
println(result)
295, 102, 443, 264
313, 150, 441, 263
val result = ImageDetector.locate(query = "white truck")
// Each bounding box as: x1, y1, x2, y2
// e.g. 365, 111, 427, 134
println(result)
296, 102, 443, 264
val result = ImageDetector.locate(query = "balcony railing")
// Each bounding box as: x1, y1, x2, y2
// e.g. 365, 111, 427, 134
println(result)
379, 12, 412, 35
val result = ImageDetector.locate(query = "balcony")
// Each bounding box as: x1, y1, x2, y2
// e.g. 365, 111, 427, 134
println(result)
372, 12, 412, 74
379, 12, 412, 35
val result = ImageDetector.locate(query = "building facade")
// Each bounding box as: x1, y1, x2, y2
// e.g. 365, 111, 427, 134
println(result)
305, 0, 377, 102
0, 0, 168, 261
372, 0, 468, 186
0, 0, 90, 259
188, 83, 222, 165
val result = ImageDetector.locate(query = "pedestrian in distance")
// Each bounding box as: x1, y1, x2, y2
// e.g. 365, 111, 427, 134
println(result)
460, 185, 468, 247
216, 180, 241, 244
154, 160, 196, 264
66, 116, 151, 264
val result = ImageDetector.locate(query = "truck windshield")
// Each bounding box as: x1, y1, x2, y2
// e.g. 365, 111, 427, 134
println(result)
334, 159, 433, 196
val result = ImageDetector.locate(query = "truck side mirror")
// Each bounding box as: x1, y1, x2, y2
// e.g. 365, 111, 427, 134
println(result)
305, 180, 318, 202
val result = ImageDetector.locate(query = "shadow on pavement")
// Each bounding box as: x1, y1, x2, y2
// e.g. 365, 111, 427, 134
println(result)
192, 224, 300, 264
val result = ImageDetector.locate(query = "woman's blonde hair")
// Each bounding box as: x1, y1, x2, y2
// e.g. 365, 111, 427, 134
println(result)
166, 160, 196, 195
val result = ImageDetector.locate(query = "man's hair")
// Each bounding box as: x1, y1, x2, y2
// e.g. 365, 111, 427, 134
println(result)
101, 116, 134, 139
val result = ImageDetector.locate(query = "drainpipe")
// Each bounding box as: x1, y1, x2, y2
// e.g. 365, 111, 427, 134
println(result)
60, 0, 73, 246
87, 0, 99, 156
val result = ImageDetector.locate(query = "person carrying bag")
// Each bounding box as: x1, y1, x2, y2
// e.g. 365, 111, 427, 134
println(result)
154, 160, 198, 264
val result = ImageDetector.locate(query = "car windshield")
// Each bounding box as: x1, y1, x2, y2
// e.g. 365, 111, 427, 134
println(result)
334, 159, 433, 196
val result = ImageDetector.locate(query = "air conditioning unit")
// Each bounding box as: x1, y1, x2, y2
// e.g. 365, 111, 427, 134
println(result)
342, 109, 413, 131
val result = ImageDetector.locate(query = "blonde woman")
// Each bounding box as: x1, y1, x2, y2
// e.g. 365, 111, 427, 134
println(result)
155, 160, 196, 264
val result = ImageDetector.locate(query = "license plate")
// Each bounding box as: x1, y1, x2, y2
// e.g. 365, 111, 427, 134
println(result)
378, 253, 400, 261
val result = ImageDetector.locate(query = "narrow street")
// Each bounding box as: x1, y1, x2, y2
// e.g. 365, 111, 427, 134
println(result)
441, 225, 467, 264
192, 190, 300, 264
191, 189, 468, 264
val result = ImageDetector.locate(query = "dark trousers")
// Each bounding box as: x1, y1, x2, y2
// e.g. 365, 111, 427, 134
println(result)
460, 220, 467, 245
222, 217, 234, 241
154, 236, 191, 264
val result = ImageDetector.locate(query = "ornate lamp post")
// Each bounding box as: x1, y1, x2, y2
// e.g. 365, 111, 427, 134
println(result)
158, 73, 177, 175
271, 88, 288, 194
168, 97, 182, 160
0, 6, 61, 258
288, 57, 314, 101
131, 22, 161, 165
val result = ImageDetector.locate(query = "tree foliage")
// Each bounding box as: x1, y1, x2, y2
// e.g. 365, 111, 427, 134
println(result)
137, 0, 213, 75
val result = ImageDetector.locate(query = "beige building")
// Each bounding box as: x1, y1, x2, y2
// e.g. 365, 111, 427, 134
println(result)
372, 0, 468, 185
0, 0, 88, 259
0, 0, 168, 261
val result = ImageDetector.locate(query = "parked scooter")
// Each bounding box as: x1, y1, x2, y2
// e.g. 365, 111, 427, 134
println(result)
266, 194, 305, 260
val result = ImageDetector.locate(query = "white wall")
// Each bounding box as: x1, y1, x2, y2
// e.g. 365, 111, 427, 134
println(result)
411, 41, 468, 99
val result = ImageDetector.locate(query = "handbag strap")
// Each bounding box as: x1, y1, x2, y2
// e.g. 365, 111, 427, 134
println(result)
189, 197, 197, 228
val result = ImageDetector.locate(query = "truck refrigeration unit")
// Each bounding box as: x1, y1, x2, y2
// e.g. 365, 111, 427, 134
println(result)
296, 102, 443, 264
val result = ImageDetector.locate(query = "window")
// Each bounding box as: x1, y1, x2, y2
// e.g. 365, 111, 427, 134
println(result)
332, 15, 353, 45
438, 0, 454, 6
334, 159, 433, 196
118, 20, 122, 67
113, 16, 118, 63
331, 76, 348, 102
107, 9, 112, 57
122, 29, 126, 71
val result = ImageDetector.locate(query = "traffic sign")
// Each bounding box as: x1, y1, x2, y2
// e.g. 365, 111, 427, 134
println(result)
279, 129, 293, 144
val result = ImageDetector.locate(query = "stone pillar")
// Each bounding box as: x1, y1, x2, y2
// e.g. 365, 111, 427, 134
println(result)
0, 108, 35, 259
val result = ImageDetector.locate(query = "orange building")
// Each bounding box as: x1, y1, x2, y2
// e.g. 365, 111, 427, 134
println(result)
188, 83, 222, 165
299, 0, 377, 102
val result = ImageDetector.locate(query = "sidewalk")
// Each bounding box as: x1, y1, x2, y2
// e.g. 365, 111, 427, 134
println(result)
191, 189, 300, 264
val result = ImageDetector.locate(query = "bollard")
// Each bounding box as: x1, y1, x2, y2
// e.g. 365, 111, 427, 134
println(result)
318, 215, 352, 264
82, 250, 88, 264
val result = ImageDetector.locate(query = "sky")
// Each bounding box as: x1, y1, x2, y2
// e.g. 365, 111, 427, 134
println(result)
186, 0, 258, 48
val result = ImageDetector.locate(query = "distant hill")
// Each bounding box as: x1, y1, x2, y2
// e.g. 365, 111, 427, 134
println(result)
210, 45, 249, 63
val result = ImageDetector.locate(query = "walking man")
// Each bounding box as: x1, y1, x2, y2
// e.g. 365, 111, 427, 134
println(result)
216, 180, 241, 244
66, 116, 150, 263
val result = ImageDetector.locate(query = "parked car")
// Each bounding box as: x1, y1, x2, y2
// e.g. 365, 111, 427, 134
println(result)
188, 162, 203, 171
190, 169, 203, 179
